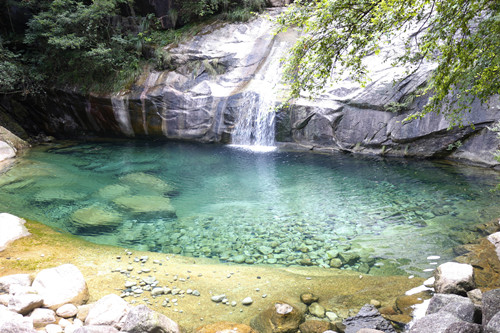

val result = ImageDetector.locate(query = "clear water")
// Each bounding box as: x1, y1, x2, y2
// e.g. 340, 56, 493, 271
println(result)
1, 140, 499, 276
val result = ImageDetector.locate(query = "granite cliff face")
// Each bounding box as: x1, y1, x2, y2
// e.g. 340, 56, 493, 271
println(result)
1, 9, 499, 166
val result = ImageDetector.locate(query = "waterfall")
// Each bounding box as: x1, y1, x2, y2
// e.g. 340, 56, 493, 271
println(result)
230, 37, 286, 152
111, 95, 135, 137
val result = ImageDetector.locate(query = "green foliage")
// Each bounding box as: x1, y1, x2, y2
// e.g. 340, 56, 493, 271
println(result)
178, 0, 266, 23
275, 0, 500, 125
23, 0, 147, 92
446, 140, 462, 151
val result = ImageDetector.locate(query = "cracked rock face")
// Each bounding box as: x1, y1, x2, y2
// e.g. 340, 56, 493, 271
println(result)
3, 10, 499, 166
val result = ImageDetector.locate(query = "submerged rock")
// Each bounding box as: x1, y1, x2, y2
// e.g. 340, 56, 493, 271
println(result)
113, 195, 176, 215
250, 302, 304, 333
97, 184, 131, 200
119, 172, 174, 193
195, 321, 257, 333
71, 205, 123, 230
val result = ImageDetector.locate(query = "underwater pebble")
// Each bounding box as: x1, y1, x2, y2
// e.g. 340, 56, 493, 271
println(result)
192, 290, 201, 296
427, 255, 440, 260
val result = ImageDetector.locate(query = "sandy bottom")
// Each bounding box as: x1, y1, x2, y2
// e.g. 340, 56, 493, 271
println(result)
0, 220, 424, 331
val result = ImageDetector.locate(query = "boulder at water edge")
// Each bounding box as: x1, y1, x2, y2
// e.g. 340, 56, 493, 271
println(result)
0, 140, 16, 162
482, 289, 500, 326
0, 213, 31, 251
32, 264, 89, 310
434, 262, 475, 295
120, 304, 180, 333
250, 302, 304, 333
425, 293, 477, 323
84, 294, 130, 330
409, 311, 478, 333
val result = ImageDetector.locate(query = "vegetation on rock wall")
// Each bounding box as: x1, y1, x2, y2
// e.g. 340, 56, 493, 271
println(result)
276, 0, 500, 126
0, 0, 267, 94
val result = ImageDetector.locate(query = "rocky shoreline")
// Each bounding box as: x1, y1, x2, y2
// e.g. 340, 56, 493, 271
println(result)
2, 212, 500, 332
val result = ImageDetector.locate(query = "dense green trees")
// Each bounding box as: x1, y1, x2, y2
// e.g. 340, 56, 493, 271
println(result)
0, 0, 267, 94
276, 0, 500, 124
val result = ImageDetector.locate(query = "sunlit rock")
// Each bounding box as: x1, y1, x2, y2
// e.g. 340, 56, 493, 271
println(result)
32, 264, 89, 310
0, 141, 16, 162
0, 213, 30, 252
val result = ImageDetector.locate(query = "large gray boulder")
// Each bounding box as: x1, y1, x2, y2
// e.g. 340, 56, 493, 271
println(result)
409, 312, 467, 333
32, 264, 89, 309
120, 305, 180, 333
84, 294, 130, 330
485, 311, 500, 333
425, 294, 477, 323
434, 262, 475, 295
0, 273, 32, 293
342, 304, 396, 333
0, 213, 31, 252
483, 289, 500, 326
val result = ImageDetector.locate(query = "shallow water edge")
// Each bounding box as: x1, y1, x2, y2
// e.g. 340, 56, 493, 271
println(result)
0, 220, 426, 331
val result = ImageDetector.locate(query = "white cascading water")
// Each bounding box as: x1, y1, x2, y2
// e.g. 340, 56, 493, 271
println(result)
111, 94, 135, 137
230, 38, 287, 152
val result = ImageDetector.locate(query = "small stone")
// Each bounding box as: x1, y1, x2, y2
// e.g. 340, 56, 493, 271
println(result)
151, 287, 165, 296
30, 308, 56, 328
370, 299, 382, 308
325, 311, 338, 321
300, 293, 319, 305
308, 302, 326, 318
186, 289, 193, 294
231, 301, 237, 307
192, 290, 201, 297
127, 266, 134, 271
242, 297, 253, 306
211, 294, 226, 303
125, 281, 137, 288
56, 303, 78, 318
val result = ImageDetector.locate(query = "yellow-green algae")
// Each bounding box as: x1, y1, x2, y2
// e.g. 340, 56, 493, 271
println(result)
0, 219, 425, 331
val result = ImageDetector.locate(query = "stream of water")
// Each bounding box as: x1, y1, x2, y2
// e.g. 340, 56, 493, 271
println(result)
0, 140, 499, 277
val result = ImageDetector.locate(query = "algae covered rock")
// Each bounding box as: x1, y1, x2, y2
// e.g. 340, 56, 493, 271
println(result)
250, 302, 304, 333
71, 205, 123, 229
113, 195, 176, 216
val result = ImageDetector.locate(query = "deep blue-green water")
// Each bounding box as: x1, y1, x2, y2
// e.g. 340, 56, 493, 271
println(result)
1, 140, 499, 276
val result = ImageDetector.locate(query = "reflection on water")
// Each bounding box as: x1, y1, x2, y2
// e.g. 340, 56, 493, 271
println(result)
0, 140, 499, 276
